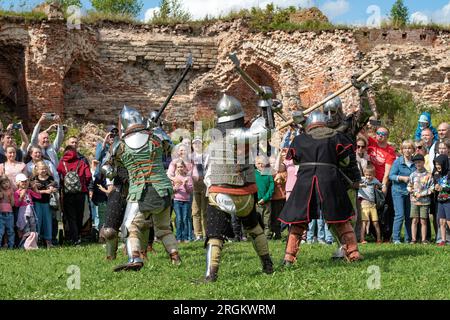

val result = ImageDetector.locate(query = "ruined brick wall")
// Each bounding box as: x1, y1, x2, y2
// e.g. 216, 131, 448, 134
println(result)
0, 18, 448, 131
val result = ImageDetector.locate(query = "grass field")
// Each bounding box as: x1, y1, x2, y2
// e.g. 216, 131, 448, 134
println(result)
1, 240, 449, 300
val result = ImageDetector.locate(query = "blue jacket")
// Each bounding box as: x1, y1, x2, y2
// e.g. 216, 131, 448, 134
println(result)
389, 156, 416, 196
414, 112, 438, 142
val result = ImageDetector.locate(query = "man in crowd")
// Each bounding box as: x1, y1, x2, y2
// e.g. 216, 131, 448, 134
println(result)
366, 126, 397, 241
0, 124, 29, 162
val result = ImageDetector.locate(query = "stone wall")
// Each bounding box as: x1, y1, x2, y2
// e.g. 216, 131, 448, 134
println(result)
0, 17, 448, 131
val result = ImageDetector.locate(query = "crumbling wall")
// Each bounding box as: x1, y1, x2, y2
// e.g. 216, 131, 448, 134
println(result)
0, 17, 448, 130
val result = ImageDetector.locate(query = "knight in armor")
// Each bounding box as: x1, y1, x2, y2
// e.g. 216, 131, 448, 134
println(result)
201, 94, 274, 282
104, 105, 180, 271
278, 110, 362, 266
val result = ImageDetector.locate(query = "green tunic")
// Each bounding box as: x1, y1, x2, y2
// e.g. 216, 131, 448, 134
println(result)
118, 133, 172, 202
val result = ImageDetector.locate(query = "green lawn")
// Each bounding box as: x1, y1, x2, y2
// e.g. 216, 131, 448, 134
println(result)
0, 240, 449, 300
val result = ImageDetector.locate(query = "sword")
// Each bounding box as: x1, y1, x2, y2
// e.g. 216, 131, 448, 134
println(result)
153, 54, 193, 124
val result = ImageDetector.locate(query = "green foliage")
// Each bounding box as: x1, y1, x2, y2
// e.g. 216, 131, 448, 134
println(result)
149, 0, 191, 25
1, 241, 450, 299
374, 83, 450, 149
390, 0, 409, 28
90, 0, 143, 18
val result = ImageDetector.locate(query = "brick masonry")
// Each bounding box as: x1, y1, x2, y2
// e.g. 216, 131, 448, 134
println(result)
0, 18, 448, 130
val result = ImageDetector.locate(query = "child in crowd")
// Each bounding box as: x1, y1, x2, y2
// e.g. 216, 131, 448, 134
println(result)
407, 154, 434, 244
90, 159, 109, 240
0, 175, 15, 249
172, 159, 194, 243
358, 165, 382, 244
31, 161, 57, 248
255, 155, 274, 239
433, 155, 450, 246
270, 154, 286, 240
14, 173, 41, 250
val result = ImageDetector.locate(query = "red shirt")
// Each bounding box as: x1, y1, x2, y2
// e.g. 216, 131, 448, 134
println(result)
367, 137, 396, 182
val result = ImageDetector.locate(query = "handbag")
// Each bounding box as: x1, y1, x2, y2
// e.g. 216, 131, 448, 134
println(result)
374, 188, 386, 211
49, 192, 60, 210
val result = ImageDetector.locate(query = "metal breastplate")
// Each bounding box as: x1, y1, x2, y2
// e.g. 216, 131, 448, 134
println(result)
207, 139, 255, 186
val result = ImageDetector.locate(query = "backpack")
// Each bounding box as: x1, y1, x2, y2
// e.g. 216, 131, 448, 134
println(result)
63, 161, 82, 193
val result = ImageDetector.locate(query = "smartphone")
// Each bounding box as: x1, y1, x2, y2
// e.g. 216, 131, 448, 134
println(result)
12, 123, 22, 130
369, 119, 382, 127
43, 113, 56, 120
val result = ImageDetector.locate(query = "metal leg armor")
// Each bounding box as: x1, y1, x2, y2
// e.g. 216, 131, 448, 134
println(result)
204, 238, 223, 282
283, 224, 307, 266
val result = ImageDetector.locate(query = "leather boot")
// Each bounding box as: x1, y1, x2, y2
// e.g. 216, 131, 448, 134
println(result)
169, 250, 182, 266
260, 254, 274, 274
335, 222, 363, 262
283, 224, 306, 266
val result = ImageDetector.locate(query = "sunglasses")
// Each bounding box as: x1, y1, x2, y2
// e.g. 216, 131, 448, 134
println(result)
376, 131, 388, 137
416, 146, 423, 150
357, 145, 366, 149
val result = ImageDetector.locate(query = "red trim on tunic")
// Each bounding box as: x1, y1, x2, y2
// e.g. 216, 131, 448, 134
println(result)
336, 143, 353, 156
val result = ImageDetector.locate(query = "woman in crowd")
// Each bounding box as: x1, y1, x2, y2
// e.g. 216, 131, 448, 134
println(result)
389, 140, 416, 244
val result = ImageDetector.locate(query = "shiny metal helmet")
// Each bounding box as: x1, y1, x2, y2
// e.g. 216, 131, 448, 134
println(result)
305, 110, 328, 128
216, 94, 245, 124
120, 105, 145, 135
323, 95, 343, 128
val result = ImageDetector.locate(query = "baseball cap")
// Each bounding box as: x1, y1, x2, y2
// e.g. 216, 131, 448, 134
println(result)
418, 115, 429, 123
192, 136, 202, 143
15, 173, 28, 183
107, 125, 118, 133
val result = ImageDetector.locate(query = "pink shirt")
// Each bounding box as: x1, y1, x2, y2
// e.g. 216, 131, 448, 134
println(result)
284, 159, 298, 197
0, 190, 14, 213
172, 174, 193, 202
0, 162, 27, 191
14, 189, 41, 207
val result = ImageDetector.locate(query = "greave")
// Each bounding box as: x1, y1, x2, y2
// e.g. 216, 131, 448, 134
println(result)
246, 224, 270, 257
205, 238, 222, 282
105, 236, 118, 260
334, 222, 362, 262
284, 224, 306, 263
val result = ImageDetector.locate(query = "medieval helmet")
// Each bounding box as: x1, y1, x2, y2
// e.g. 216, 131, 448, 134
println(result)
323, 95, 343, 128
305, 110, 327, 128
120, 105, 145, 135
216, 94, 245, 124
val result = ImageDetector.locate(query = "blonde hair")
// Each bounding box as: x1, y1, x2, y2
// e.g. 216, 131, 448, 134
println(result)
401, 139, 415, 151
32, 160, 50, 177
363, 165, 375, 176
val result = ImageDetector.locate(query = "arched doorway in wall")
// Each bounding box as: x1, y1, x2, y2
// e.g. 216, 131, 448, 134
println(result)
0, 45, 28, 128
226, 62, 281, 125
63, 58, 99, 122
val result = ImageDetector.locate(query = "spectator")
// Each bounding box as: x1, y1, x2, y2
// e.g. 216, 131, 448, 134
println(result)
355, 135, 369, 241
255, 155, 274, 239
306, 215, 334, 244
421, 128, 435, 153
0, 126, 29, 162
437, 139, 450, 157
389, 140, 415, 244
66, 136, 89, 166
191, 136, 207, 241
94, 125, 118, 178
407, 154, 434, 244
367, 126, 397, 241
429, 123, 449, 172
0, 146, 27, 191
414, 112, 438, 143
28, 114, 64, 168
358, 165, 382, 244
167, 144, 193, 179
270, 153, 286, 240
90, 159, 110, 240
172, 159, 194, 243
0, 175, 15, 249
57, 146, 92, 245
31, 161, 57, 248
414, 140, 432, 174
14, 173, 41, 250
25, 146, 59, 187
433, 155, 450, 246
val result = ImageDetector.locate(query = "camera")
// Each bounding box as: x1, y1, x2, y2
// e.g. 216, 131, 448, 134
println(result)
43, 113, 57, 120
12, 123, 22, 130
369, 119, 382, 127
